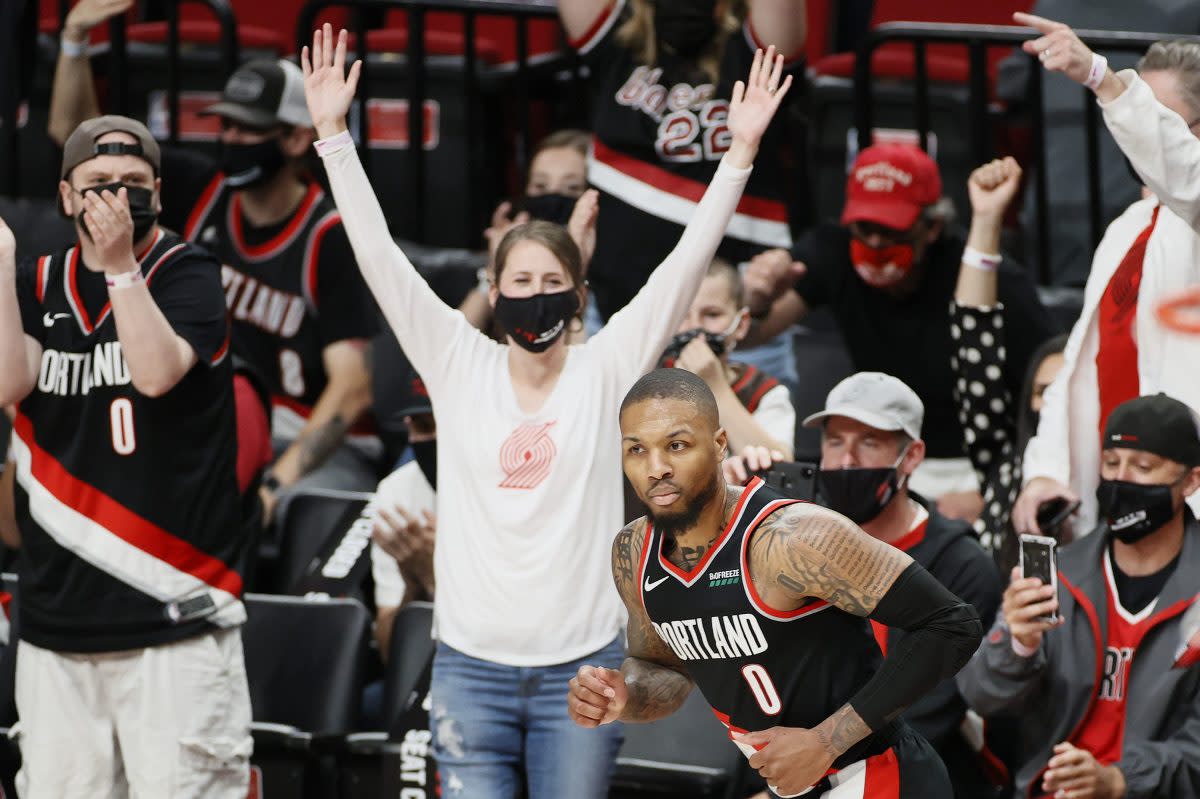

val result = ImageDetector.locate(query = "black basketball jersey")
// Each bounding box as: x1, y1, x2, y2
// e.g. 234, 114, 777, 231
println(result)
638, 479, 899, 772
11, 230, 245, 653
575, 0, 796, 316
182, 174, 378, 443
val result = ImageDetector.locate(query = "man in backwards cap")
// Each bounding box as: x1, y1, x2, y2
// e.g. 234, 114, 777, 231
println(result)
49, 4, 380, 520
0, 117, 250, 797
960, 393, 1200, 798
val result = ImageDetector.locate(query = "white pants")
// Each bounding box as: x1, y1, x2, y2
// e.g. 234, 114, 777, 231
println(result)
13, 628, 253, 799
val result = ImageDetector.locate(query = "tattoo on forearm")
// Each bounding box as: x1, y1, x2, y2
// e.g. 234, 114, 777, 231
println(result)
814, 704, 871, 758
750, 504, 908, 616
620, 657, 693, 723
294, 413, 350, 476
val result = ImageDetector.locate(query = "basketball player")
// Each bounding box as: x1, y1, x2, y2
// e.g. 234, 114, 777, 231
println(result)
569, 369, 983, 798
0, 116, 249, 796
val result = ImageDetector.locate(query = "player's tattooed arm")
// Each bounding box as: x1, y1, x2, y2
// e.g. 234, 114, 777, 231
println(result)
612, 522, 694, 723
749, 502, 912, 616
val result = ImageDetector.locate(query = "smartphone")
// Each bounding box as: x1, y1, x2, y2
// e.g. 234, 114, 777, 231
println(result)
1019, 534, 1059, 624
1036, 497, 1081, 535
757, 462, 817, 502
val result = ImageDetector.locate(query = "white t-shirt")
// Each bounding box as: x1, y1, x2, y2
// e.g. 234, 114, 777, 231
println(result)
752, 383, 795, 448
370, 461, 436, 611
321, 140, 751, 666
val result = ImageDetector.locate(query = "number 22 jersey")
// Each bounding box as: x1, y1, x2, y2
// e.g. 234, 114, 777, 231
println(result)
11, 230, 245, 653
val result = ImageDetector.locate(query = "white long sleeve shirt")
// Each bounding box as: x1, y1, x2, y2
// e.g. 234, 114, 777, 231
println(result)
1101, 69, 1200, 234
319, 138, 750, 665
1022, 195, 1200, 531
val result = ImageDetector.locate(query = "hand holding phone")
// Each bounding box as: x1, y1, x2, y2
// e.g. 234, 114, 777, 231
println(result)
1004, 535, 1063, 652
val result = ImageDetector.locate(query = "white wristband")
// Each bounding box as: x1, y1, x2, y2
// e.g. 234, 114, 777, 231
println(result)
105, 269, 144, 290
60, 35, 87, 58
1083, 52, 1108, 91
962, 246, 1002, 272
314, 130, 353, 158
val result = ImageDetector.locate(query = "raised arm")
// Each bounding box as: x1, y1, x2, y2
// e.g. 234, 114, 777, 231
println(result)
593, 47, 794, 376
301, 25, 480, 383
1015, 12, 1200, 231
568, 521, 694, 727
556, 0, 616, 45
47, 0, 132, 145
747, 0, 807, 63
738, 503, 982, 795
0, 220, 41, 408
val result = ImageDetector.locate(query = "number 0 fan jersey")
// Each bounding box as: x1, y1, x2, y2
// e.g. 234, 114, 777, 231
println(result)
11, 230, 245, 653
639, 479, 904, 795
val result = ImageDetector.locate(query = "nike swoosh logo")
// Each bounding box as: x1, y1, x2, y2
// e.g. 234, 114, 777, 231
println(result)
644, 575, 670, 592
42, 312, 70, 327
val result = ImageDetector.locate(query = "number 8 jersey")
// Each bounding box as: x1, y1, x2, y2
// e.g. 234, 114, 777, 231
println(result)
11, 230, 245, 653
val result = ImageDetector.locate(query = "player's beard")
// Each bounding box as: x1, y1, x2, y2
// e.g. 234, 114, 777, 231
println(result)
645, 466, 722, 539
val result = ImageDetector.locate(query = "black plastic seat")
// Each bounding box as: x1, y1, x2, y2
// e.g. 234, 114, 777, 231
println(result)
273, 489, 374, 597
241, 593, 372, 799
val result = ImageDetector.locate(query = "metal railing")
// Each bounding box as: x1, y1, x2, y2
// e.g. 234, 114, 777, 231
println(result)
295, 0, 572, 241
852, 22, 1199, 284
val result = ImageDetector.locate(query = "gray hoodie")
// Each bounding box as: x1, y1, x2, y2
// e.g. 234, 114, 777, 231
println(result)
957, 515, 1200, 798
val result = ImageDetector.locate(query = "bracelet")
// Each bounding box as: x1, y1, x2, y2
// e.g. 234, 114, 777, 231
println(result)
105, 269, 144, 290
1084, 52, 1108, 91
313, 130, 353, 158
60, 35, 87, 58
962, 246, 1002, 272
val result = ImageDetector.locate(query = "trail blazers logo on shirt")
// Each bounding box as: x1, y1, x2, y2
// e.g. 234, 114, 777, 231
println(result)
498, 422, 557, 490
1099, 645, 1135, 701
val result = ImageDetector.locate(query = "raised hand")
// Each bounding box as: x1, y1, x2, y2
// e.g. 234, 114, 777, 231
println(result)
1002, 566, 1063, 652
82, 188, 137, 274
64, 0, 134, 43
744, 247, 805, 312
300, 24, 362, 139
1015, 12, 1098, 86
725, 46, 793, 169
567, 665, 628, 727
968, 156, 1023, 221
567, 189, 599, 272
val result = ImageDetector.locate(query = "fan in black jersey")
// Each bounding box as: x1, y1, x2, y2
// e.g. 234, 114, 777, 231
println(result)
569, 369, 982, 798
48, 19, 380, 519
0, 116, 249, 797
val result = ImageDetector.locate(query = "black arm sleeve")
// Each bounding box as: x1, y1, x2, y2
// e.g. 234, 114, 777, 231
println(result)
848, 561, 983, 732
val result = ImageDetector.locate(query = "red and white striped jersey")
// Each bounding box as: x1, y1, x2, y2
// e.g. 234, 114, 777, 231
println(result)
12, 231, 245, 652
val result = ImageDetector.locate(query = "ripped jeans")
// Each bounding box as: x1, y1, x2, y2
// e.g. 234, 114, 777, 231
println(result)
430, 637, 625, 799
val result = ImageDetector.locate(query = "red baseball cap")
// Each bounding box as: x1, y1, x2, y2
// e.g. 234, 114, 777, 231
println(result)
841, 144, 942, 231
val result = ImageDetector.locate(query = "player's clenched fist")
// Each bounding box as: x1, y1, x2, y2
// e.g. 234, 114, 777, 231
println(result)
567, 665, 627, 727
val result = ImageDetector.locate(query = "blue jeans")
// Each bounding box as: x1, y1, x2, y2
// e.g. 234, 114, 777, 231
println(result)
430, 637, 625, 799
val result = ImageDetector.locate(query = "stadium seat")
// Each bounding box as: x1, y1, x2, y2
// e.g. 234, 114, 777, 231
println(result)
610, 688, 748, 799
334, 601, 435, 799
271, 489, 373, 597
241, 593, 372, 799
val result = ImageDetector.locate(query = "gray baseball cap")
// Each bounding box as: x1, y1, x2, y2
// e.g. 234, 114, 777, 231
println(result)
201, 58, 312, 129
802, 372, 924, 440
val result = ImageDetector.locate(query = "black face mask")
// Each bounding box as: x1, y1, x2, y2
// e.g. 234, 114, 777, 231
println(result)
494, 290, 580, 352
654, 0, 719, 57
77, 182, 158, 244
410, 439, 437, 490
221, 138, 286, 189
658, 328, 726, 368
521, 194, 577, 227
818, 448, 908, 525
1097, 478, 1179, 544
